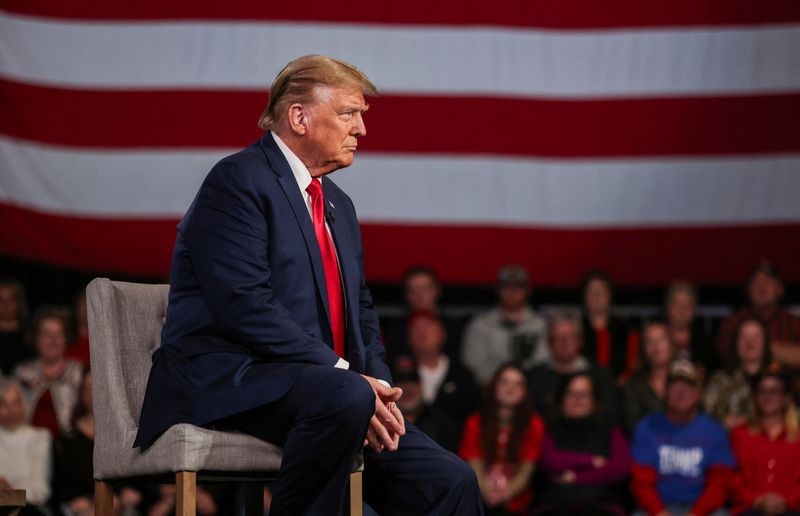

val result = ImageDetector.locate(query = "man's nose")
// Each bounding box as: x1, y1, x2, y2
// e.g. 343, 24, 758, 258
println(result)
352, 113, 366, 137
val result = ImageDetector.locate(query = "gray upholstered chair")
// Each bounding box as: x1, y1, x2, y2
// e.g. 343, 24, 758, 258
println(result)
86, 278, 363, 516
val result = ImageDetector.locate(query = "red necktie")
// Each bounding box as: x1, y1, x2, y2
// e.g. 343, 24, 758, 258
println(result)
306, 178, 345, 358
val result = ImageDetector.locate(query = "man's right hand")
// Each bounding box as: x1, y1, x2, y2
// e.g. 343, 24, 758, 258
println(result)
361, 375, 405, 452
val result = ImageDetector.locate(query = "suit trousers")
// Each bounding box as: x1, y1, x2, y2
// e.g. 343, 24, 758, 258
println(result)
214, 365, 483, 516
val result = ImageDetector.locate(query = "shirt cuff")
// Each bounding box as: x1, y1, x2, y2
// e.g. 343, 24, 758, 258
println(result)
334, 357, 350, 370
376, 379, 391, 388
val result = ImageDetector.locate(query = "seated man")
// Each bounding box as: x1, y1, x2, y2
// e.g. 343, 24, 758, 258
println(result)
717, 261, 800, 369
527, 311, 617, 424
462, 265, 549, 386
133, 55, 482, 516
630, 360, 735, 516
381, 266, 465, 362
392, 356, 461, 453
407, 310, 480, 430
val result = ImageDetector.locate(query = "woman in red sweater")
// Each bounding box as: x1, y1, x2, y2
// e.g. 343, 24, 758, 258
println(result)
730, 364, 800, 515
460, 362, 544, 515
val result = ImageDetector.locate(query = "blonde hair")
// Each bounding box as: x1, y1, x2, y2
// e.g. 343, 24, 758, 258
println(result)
747, 374, 800, 442
258, 55, 377, 131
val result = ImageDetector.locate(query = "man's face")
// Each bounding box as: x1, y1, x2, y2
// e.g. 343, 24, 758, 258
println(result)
0, 386, 25, 429
405, 273, 440, 312
549, 321, 582, 364
665, 380, 700, 415
748, 272, 782, 310
498, 284, 528, 311
408, 317, 445, 357
584, 279, 611, 315
0, 285, 19, 322
666, 290, 695, 328
303, 86, 368, 175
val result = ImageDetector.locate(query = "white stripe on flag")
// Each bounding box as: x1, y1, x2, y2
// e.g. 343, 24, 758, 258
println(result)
2, 136, 799, 226
1, 13, 799, 97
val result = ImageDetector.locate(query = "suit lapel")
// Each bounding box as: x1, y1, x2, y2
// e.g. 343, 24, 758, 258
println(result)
259, 134, 332, 325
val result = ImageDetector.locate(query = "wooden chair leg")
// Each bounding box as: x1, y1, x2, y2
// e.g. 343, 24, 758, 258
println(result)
243, 482, 265, 516
176, 471, 197, 516
94, 479, 114, 516
348, 471, 363, 516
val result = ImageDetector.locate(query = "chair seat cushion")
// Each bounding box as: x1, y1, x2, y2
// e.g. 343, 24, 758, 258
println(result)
95, 423, 282, 479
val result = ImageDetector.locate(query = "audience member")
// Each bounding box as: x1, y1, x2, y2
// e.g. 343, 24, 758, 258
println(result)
536, 372, 631, 516
630, 360, 734, 516
460, 363, 544, 515
580, 270, 638, 381
718, 262, 800, 369
381, 266, 465, 362
527, 311, 617, 424
14, 307, 83, 437
0, 278, 34, 376
623, 320, 674, 435
730, 364, 800, 516
407, 310, 480, 427
705, 317, 772, 430
392, 356, 461, 452
65, 288, 90, 366
462, 265, 549, 386
665, 281, 720, 374
0, 379, 52, 513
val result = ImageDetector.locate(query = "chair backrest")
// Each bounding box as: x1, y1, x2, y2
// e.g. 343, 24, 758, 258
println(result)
86, 278, 169, 454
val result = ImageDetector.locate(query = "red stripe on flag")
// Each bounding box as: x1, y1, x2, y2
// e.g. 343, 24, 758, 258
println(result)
2, 0, 799, 28
3, 80, 799, 157
2, 203, 798, 285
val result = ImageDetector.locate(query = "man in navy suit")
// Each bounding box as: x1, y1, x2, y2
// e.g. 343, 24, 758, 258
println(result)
134, 55, 483, 515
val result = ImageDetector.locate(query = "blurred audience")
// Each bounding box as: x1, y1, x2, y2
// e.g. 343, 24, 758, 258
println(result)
665, 281, 720, 374
14, 307, 83, 437
0, 378, 52, 514
535, 372, 631, 516
705, 317, 772, 430
630, 360, 734, 516
460, 363, 544, 515
407, 310, 480, 429
0, 277, 34, 376
462, 265, 549, 386
579, 270, 639, 382
528, 311, 617, 424
392, 356, 461, 452
729, 364, 800, 516
66, 289, 90, 366
623, 320, 674, 435
718, 262, 800, 370
381, 266, 465, 362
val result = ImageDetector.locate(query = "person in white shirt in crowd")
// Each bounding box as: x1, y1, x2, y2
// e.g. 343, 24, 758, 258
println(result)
0, 378, 52, 513
462, 265, 549, 386
407, 311, 480, 435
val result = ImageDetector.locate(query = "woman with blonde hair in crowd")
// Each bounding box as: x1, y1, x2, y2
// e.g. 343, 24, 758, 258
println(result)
705, 317, 772, 430
0, 378, 51, 515
14, 307, 83, 437
460, 362, 545, 515
730, 363, 800, 515
622, 319, 675, 435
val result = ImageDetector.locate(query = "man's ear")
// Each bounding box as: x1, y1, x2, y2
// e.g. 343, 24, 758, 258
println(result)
287, 103, 307, 136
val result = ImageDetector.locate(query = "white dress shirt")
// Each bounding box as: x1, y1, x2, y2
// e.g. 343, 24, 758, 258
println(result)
272, 132, 352, 371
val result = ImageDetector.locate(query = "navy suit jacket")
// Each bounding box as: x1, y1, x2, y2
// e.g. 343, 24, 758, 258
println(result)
134, 133, 391, 447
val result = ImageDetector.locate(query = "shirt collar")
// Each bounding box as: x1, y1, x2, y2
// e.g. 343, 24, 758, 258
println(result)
272, 131, 314, 192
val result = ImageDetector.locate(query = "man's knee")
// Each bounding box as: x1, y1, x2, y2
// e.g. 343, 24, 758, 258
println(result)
327, 372, 375, 426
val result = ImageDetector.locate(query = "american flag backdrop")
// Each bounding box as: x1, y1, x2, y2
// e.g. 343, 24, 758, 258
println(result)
1, 1, 799, 286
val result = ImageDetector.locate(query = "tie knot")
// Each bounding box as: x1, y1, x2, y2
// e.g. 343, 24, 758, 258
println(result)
306, 178, 322, 199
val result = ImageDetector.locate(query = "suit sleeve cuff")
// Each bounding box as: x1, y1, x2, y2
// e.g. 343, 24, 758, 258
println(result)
334, 357, 350, 370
